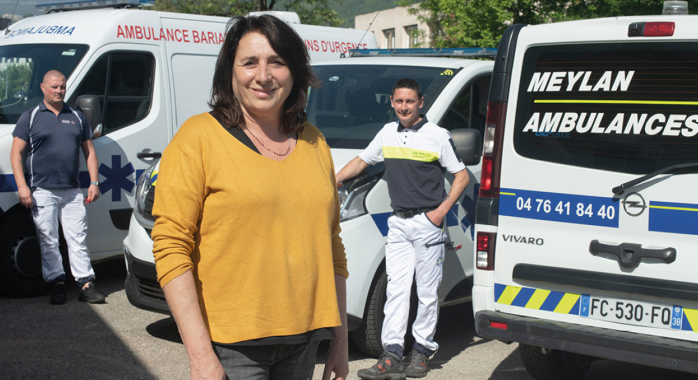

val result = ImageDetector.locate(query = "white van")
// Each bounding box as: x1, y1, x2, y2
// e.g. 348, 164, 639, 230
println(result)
0, 1, 376, 298
124, 48, 494, 356
473, 2, 698, 377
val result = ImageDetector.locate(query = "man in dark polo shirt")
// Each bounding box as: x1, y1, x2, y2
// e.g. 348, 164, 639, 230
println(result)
336, 78, 469, 379
9, 70, 105, 305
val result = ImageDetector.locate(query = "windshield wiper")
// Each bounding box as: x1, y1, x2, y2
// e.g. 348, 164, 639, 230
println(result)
612, 162, 698, 195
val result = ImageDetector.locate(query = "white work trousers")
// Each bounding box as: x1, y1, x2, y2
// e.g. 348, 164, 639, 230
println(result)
31, 188, 94, 283
382, 212, 445, 354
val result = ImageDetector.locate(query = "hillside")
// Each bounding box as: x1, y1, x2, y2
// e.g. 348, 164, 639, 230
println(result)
330, 0, 401, 28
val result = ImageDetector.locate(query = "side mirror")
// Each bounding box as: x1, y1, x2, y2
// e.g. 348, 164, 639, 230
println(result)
451, 129, 482, 166
76, 95, 103, 135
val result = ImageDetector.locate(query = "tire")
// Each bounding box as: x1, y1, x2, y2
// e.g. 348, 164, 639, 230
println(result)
0, 207, 50, 297
351, 267, 419, 357
352, 269, 388, 357
519, 343, 594, 380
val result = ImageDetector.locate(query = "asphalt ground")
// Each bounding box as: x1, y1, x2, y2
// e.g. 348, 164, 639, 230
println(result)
1, 258, 697, 380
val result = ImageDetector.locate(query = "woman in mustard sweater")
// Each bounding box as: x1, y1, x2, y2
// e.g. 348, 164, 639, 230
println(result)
151, 15, 349, 380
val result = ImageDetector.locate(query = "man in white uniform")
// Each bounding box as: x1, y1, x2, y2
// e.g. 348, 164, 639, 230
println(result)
336, 78, 469, 379
10, 70, 105, 305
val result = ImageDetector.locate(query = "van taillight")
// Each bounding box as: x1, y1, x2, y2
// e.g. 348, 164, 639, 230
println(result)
479, 101, 507, 198
476, 232, 496, 270
628, 22, 675, 37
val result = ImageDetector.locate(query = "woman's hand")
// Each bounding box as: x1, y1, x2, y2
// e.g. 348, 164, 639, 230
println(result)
322, 338, 349, 380
189, 350, 226, 380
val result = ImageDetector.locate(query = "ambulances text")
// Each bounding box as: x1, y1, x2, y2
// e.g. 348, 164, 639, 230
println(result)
522, 112, 698, 136
116, 25, 225, 44
6, 25, 75, 38
303, 39, 368, 54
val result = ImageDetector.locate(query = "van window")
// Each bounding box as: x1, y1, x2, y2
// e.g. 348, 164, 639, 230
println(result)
514, 43, 698, 175
307, 65, 458, 149
0, 44, 88, 124
171, 54, 218, 130
71, 52, 154, 135
441, 74, 490, 136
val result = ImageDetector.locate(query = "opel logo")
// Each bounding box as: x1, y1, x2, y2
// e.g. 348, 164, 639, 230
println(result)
622, 192, 647, 217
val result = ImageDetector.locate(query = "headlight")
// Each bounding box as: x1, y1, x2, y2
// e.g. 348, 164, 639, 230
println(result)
339, 178, 378, 222
338, 160, 385, 223
135, 161, 158, 220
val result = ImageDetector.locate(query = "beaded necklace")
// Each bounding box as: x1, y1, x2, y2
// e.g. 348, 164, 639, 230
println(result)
244, 126, 291, 157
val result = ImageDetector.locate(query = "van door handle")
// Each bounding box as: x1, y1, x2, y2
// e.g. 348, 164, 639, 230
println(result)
589, 240, 676, 269
137, 152, 162, 159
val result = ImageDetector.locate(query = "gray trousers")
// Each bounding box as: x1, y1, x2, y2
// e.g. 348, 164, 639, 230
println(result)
212, 340, 320, 380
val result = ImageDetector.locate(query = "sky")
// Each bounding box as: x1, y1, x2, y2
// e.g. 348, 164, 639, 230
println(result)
0, 0, 46, 18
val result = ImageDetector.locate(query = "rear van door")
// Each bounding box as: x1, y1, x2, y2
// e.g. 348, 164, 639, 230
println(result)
494, 31, 698, 342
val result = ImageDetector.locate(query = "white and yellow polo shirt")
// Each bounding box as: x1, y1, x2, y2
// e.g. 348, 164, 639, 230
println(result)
359, 116, 466, 211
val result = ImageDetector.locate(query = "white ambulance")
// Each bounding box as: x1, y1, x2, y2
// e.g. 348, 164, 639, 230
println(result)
0, 0, 376, 298
473, 1, 698, 377
124, 47, 494, 356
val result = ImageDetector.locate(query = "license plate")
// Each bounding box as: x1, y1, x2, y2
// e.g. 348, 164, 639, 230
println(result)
579, 294, 684, 330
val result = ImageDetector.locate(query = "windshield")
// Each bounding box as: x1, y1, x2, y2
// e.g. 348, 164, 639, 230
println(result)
307, 64, 458, 149
0, 44, 88, 124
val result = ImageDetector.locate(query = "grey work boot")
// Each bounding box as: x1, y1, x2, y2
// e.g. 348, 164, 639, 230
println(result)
403, 350, 429, 378
357, 350, 406, 380
78, 282, 106, 304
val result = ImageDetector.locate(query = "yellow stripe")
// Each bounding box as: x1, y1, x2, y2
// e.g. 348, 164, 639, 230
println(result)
500, 192, 516, 196
497, 286, 521, 305
649, 205, 698, 212
150, 170, 158, 179
525, 289, 550, 310
554, 293, 580, 314
535, 99, 698, 106
684, 309, 698, 332
382, 146, 439, 162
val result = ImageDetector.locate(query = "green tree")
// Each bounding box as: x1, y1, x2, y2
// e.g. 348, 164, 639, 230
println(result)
0, 61, 34, 102
401, 0, 698, 48
154, 0, 343, 26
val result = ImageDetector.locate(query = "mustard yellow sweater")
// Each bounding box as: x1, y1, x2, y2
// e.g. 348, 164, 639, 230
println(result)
152, 113, 347, 344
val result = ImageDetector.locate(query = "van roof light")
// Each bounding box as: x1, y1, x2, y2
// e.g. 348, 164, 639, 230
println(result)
36, 0, 153, 13
344, 48, 497, 59
663, 1, 689, 14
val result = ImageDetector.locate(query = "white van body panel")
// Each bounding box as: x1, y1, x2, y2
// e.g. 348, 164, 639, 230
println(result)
474, 14, 698, 377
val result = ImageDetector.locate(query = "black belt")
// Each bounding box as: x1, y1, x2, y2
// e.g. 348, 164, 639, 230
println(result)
393, 208, 435, 219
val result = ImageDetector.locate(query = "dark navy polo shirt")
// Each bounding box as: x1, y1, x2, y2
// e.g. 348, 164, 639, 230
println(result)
359, 116, 465, 211
12, 101, 93, 189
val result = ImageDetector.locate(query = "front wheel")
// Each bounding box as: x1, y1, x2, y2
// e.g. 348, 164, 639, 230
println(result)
351, 267, 419, 357
352, 270, 387, 357
0, 208, 50, 297
519, 343, 594, 380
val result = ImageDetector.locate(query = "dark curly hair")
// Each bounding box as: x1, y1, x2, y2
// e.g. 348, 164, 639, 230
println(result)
209, 15, 318, 133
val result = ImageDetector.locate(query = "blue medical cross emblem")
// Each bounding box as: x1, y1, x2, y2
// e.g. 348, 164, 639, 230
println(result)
79, 155, 145, 202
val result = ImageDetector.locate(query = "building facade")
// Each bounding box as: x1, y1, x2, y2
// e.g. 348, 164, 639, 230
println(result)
355, 4, 430, 49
